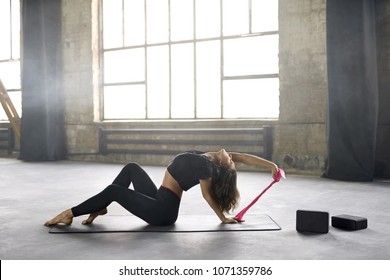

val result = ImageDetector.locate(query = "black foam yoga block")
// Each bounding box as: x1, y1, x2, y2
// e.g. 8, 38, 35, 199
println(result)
332, 214, 367, 231
296, 210, 329, 234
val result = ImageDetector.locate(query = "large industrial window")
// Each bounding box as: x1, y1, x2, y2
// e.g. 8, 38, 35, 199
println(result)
0, 0, 21, 122
101, 0, 279, 120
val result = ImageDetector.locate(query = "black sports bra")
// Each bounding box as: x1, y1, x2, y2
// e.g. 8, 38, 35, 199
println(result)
167, 151, 215, 191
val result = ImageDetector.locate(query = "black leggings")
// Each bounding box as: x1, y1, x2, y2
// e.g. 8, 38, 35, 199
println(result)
71, 163, 181, 226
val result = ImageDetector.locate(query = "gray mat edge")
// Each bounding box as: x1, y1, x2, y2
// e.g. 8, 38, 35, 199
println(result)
48, 214, 282, 234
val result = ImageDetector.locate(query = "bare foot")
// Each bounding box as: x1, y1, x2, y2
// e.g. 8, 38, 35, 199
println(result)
82, 208, 108, 225
44, 209, 73, 226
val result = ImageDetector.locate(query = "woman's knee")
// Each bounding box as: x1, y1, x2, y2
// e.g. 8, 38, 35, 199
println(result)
122, 162, 143, 173
123, 162, 140, 169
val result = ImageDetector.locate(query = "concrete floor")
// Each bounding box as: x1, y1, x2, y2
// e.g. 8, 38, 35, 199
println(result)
1, 158, 390, 260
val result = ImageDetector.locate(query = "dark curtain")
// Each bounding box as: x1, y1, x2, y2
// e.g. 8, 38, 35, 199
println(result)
20, 0, 66, 161
324, 0, 378, 181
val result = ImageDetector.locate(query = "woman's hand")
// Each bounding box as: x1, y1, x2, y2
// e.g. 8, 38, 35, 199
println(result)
222, 216, 238, 224
271, 164, 279, 179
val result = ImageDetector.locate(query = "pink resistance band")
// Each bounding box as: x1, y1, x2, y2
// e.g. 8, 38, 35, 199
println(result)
235, 168, 286, 222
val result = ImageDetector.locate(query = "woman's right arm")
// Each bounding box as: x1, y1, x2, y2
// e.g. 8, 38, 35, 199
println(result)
199, 178, 236, 223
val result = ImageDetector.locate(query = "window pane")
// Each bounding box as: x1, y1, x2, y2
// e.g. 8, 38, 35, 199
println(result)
147, 46, 170, 118
0, 91, 21, 121
171, 0, 193, 41
146, 0, 169, 44
195, 0, 220, 39
223, 79, 279, 118
0, 61, 21, 89
224, 35, 278, 76
252, 0, 278, 32
124, 0, 145, 46
104, 48, 145, 83
103, 0, 123, 49
196, 40, 221, 118
11, 0, 20, 59
223, 0, 249, 36
0, 0, 11, 60
0, 108, 7, 122
104, 85, 146, 119
171, 43, 194, 118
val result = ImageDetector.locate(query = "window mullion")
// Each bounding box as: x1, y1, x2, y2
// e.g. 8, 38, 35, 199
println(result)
220, 0, 224, 119
144, 45, 148, 119
9, 0, 13, 59
249, 0, 252, 34
168, 0, 172, 119
121, 0, 125, 47
144, 0, 148, 119
193, 0, 197, 118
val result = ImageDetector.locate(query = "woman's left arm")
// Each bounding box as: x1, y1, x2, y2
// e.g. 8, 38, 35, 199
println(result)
230, 152, 278, 178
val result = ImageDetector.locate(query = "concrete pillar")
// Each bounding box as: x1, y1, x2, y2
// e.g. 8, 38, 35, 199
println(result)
62, 0, 99, 156
276, 0, 328, 175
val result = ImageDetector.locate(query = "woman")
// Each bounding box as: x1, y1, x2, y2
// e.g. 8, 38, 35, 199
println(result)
44, 149, 278, 226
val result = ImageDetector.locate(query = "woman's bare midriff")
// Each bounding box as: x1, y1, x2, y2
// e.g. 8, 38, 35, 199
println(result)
162, 170, 183, 198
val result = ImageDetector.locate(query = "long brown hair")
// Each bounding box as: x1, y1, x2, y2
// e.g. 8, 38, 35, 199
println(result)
211, 163, 240, 213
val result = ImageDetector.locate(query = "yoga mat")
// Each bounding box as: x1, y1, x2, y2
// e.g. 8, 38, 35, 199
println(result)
49, 214, 281, 234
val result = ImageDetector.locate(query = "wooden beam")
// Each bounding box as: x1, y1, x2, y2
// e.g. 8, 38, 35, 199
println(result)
0, 78, 21, 142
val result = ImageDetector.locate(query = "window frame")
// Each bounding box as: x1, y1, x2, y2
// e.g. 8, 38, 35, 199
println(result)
99, 0, 279, 121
